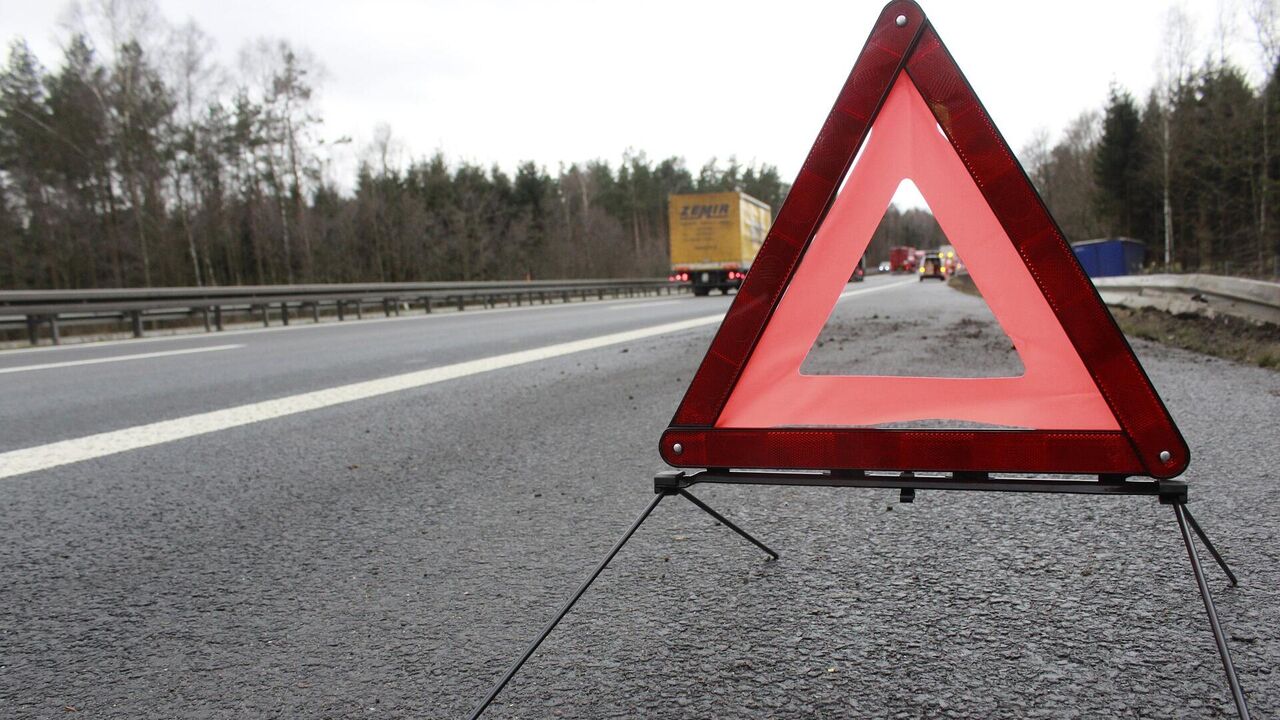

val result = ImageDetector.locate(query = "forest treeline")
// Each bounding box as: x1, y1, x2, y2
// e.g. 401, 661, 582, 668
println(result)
0, 2, 787, 290
1020, 3, 1280, 277
2, 2, 1278, 289
1023, 72, 1280, 276
874, 19, 1280, 278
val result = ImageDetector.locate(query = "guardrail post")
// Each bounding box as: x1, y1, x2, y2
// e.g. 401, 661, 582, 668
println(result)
336, 301, 345, 321
26, 315, 39, 346
215, 305, 224, 331
382, 298, 391, 317
423, 296, 433, 314
355, 301, 363, 320
260, 305, 270, 327
280, 303, 290, 326
457, 295, 465, 311
48, 315, 60, 345
201, 307, 211, 332
130, 310, 144, 338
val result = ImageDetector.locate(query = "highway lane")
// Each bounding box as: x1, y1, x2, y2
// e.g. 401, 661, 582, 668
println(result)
0, 274, 912, 458
0, 288, 742, 454
1, 274, 1275, 718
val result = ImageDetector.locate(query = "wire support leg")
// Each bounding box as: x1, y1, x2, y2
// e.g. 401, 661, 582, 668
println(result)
1173, 502, 1251, 720
1182, 505, 1239, 586
466, 491, 667, 720
677, 489, 779, 560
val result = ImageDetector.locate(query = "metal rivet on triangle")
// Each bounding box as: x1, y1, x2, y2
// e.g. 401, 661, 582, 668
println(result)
1159, 450, 1172, 463
896, 14, 908, 26
673, 443, 684, 455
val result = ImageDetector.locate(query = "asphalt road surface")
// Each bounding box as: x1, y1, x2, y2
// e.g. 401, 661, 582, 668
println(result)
1, 274, 1276, 718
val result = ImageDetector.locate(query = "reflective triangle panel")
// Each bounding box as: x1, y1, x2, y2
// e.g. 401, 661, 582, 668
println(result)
661, 0, 1188, 479
718, 76, 1116, 431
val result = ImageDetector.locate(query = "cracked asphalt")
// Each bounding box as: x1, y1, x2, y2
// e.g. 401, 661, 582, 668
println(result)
1, 275, 1276, 718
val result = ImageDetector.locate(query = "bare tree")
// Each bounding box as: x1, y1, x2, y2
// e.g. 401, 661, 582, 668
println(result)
59, 0, 166, 68
238, 38, 326, 282
1157, 5, 1198, 268
166, 20, 219, 285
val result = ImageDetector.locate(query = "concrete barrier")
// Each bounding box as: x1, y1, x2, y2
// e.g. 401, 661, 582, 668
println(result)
1091, 274, 1280, 326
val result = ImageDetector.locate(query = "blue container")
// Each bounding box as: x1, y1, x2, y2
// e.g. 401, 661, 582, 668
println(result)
1071, 238, 1145, 278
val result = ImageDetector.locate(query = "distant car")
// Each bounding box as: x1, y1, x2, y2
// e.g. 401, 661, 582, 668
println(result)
877, 261, 891, 273
918, 253, 946, 281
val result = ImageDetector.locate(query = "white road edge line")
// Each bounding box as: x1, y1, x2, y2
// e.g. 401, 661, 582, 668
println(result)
0, 278, 914, 480
0, 344, 244, 375
0, 316, 721, 480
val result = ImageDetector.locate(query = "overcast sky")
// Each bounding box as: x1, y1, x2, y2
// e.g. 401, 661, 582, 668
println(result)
0, 0, 1266, 206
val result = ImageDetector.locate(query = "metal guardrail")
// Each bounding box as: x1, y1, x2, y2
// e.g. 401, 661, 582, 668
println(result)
1091, 273, 1280, 326
0, 279, 686, 346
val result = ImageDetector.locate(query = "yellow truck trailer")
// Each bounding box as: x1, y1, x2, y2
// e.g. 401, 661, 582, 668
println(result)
668, 191, 772, 296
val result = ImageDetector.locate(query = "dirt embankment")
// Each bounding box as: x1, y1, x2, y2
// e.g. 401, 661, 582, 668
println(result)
1110, 306, 1279, 370
946, 272, 1280, 371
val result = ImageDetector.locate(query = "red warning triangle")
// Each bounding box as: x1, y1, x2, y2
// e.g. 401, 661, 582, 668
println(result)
660, 0, 1188, 479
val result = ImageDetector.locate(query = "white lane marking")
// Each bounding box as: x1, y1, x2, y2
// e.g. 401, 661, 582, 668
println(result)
0, 344, 243, 375
0, 293, 691, 356
0, 278, 916, 480
0, 316, 723, 480
608, 300, 683, 310
837, 278, 917, 300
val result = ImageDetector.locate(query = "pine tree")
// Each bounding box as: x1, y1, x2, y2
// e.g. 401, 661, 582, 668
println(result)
1094, 86, 1147, 238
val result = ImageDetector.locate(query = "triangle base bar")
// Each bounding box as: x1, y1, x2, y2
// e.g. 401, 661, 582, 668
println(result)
467, 473, 1251, 720
661, 427, 1148, 477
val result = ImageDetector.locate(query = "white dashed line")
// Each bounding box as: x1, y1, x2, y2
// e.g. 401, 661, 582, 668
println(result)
0, 344, 243, 375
